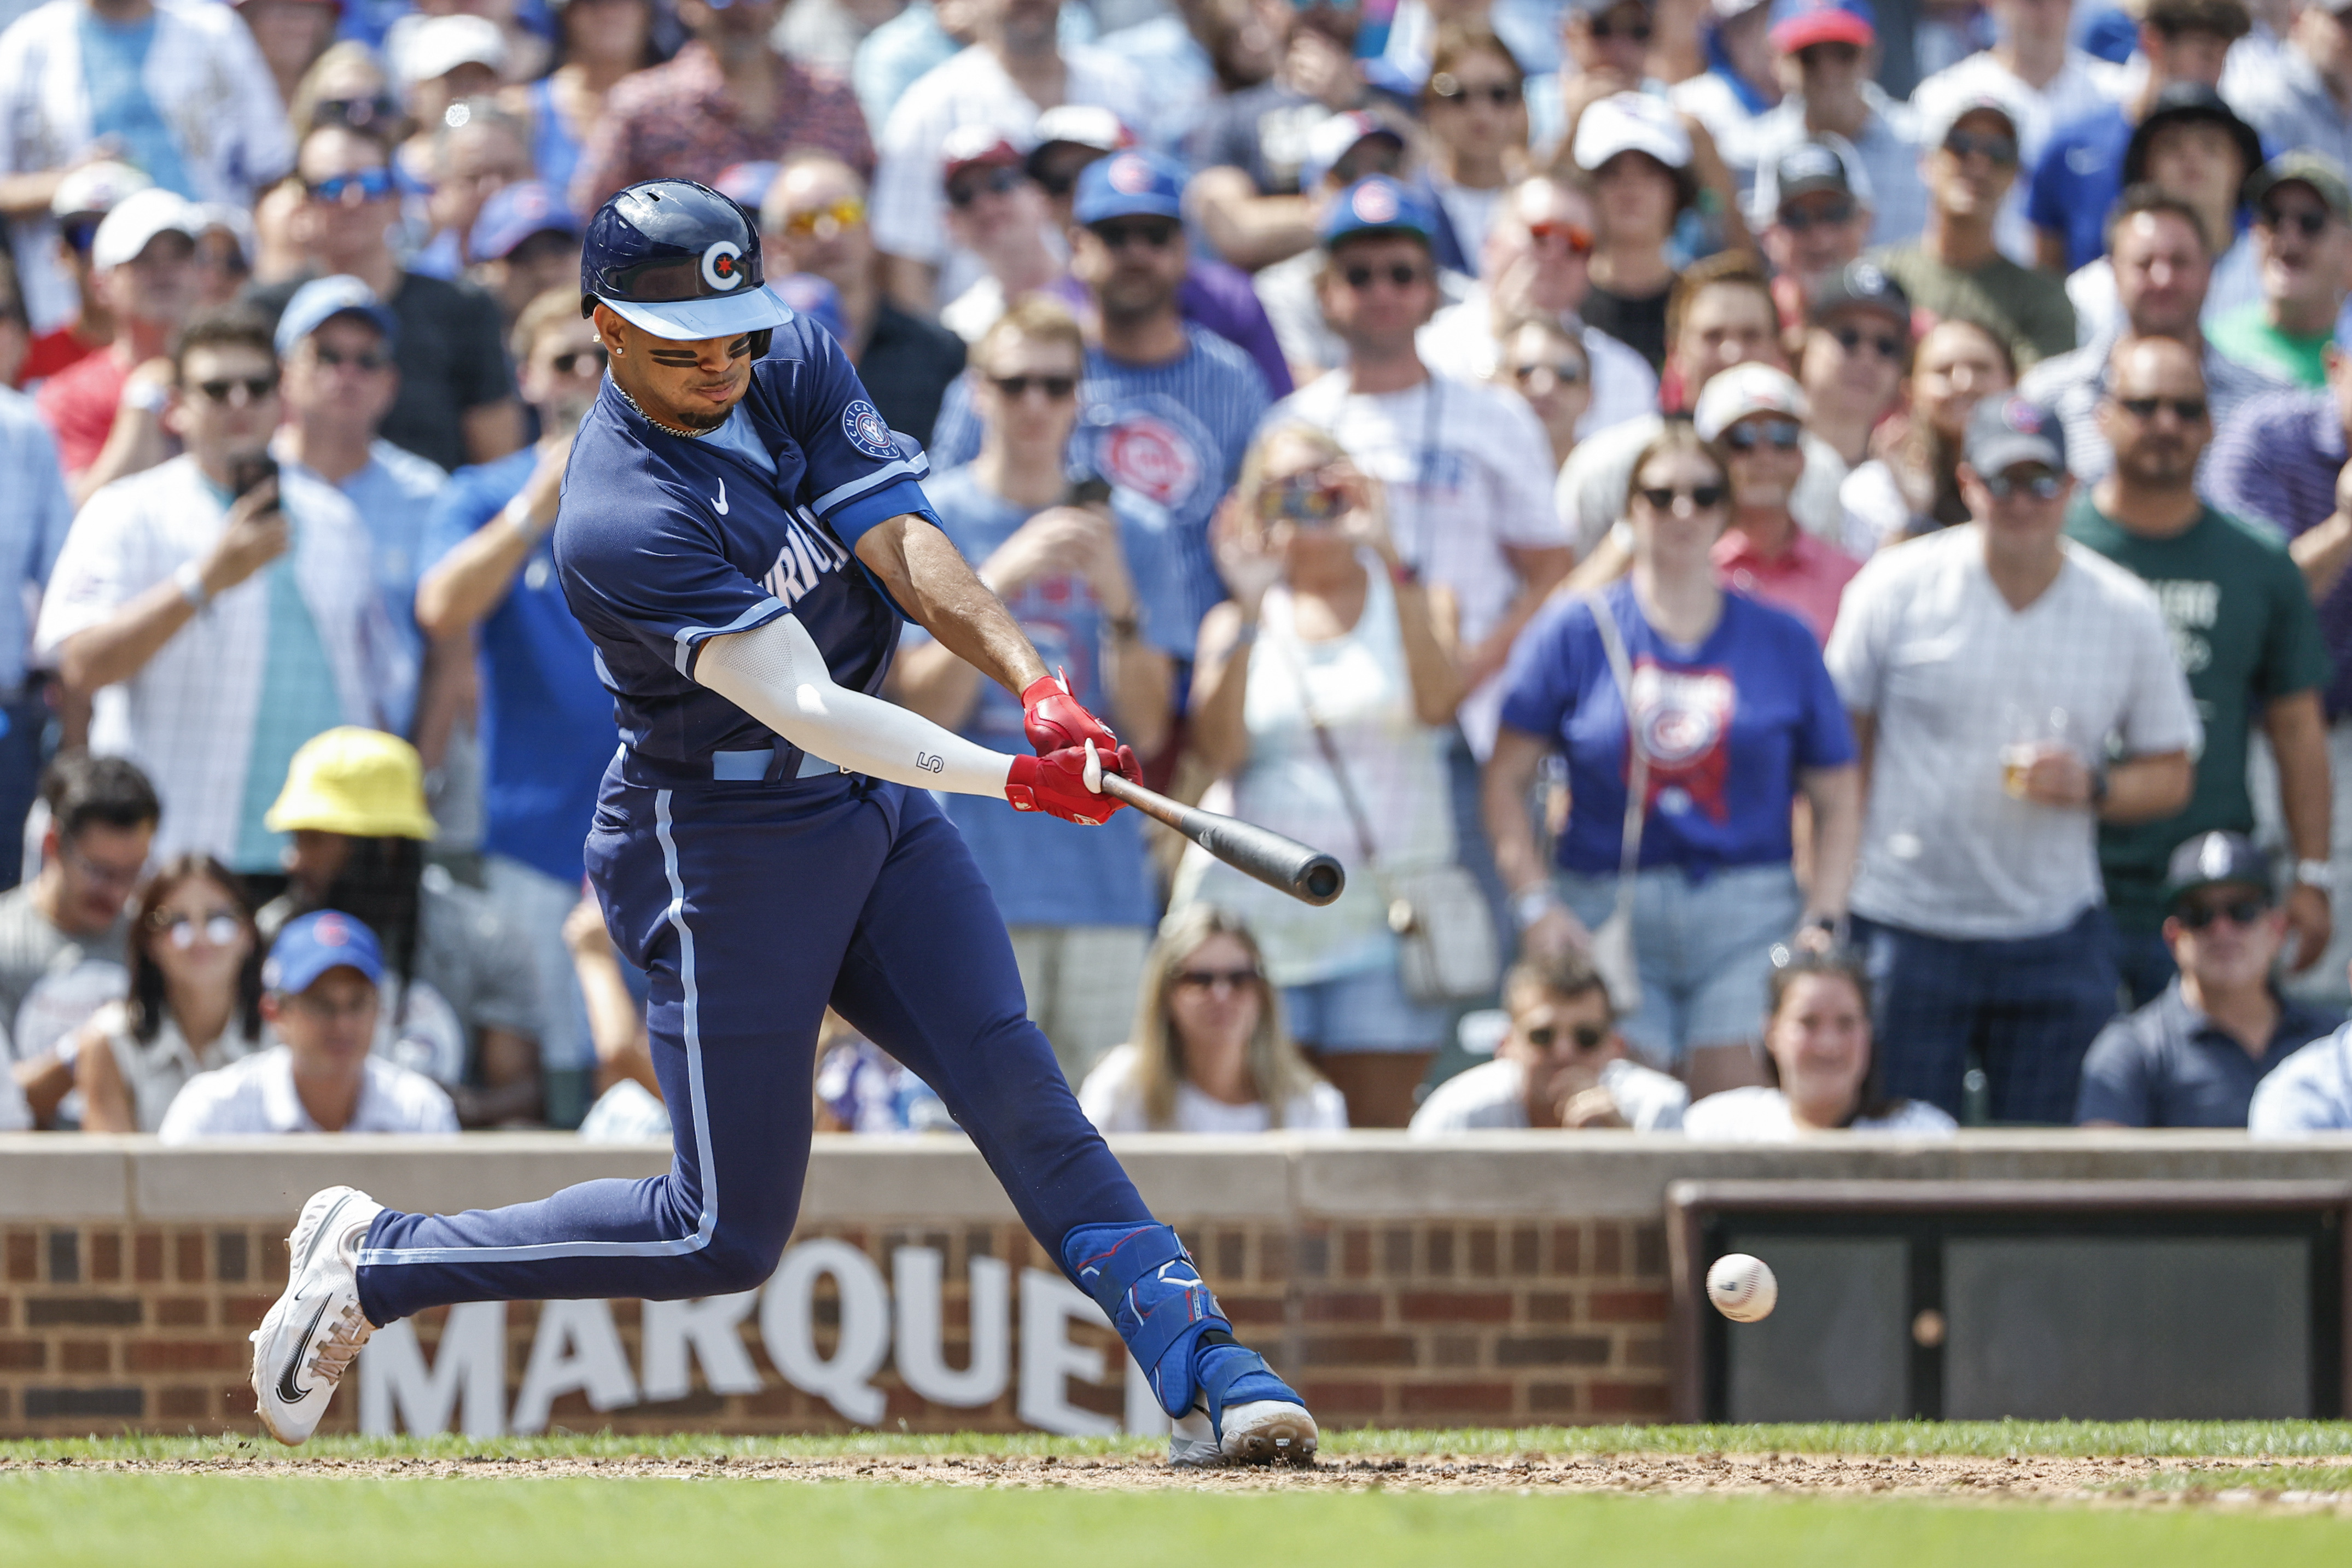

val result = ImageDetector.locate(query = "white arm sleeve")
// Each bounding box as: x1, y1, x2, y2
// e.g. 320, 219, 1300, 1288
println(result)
695, 614, 1016, 798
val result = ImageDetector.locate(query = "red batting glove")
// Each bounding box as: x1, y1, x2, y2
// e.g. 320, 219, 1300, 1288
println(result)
1005, 747, 1123, 826
1021, 673, 1139, 781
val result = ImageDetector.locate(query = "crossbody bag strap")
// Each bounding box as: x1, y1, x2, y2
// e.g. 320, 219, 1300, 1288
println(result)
1264, 618, 1383, 872
1583, 591, 1650, 907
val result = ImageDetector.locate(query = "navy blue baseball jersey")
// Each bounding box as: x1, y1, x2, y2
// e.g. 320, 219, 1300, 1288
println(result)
555, 313, 940, 768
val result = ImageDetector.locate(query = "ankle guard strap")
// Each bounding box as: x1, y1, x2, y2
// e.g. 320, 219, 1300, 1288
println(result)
1061, 1223, 1230, 1418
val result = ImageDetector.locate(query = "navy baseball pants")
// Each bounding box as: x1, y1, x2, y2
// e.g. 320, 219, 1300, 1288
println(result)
355, 756, 1151, 1325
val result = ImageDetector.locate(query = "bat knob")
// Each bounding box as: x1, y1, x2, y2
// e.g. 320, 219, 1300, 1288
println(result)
1082, 739, 1103, 794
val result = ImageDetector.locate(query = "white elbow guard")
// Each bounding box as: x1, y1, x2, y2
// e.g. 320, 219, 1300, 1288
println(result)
694, 614, 1014, 798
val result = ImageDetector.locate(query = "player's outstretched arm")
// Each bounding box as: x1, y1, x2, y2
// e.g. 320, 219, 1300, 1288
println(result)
695, 615, 1116, 823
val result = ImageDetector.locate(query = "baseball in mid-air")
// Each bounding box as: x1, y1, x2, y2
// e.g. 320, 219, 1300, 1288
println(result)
1706, 1253, 1778, 1322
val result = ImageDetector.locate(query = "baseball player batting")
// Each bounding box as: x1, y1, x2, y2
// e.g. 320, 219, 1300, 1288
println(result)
248, 179, 1317, 1466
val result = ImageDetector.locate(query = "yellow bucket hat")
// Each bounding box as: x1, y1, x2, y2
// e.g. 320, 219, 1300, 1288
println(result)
264, 727, 439, 840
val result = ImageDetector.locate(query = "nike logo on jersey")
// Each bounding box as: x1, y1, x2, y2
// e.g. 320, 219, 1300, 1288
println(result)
761, 509, 852, 610
714, 477, 729, 516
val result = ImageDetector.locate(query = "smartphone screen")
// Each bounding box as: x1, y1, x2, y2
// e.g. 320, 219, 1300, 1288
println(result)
227, 451, 280, 510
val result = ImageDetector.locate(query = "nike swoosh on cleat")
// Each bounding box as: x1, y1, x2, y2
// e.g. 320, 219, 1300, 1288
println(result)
277, 1297, 331, 1405
714, 476, 729, 516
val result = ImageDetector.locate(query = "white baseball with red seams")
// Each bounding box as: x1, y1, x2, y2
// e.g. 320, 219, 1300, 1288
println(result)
1707, 1253, 1779, 1322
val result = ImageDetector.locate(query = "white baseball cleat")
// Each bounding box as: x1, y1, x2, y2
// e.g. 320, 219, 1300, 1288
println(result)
250, 1186, 384, 1445
1169, 1398, 1320, 1468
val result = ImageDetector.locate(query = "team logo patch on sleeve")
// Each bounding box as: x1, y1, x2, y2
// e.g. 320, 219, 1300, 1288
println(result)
842, 400, 897, 459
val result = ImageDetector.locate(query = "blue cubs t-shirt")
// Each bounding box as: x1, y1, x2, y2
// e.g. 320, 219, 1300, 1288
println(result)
1498, 582, 1856, 877
912, 465, 1183, 927
424, 446, 619, 884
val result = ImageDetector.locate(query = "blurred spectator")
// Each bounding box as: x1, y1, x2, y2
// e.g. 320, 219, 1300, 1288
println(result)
71, 852, 263, 1132
1680, 947, 1959, 1136
1412, 24, 1530, 276
571, 0, 871, 216
244, 124, 524, 471
1253, 109, 1415, 383
1, 754, 154, 1127
286, 40, 409, 147
1910, 0, 2130, 268
1826, 395, 2199, 1122
37, 188, 199, 496
35, 311, 396, 873
1872, 90, 2075, 375
2077, 831, 2338, 1126
761, 151, 967, 441
413, 97, 534, 281
2066, 335, 2332, 1002
1529, 0, 1662, 154
502, 0, 656, 207
1670, 0, 1781, 182
13, 160, 147, 387
1493, 314, 1591, 475
0, 0, 293, 335
929, 151, 1271, 656
467, 179, 584, 331
1752, 135, 1872, 340
2021, 186, 2285, 485
888, 297, 1178, 1080
2066, 84, 2263, 344
1419, 176, 1656, 438
260, 726, 542, 1124
870, 0, 1137, 312
1489, 422, 1859, 1097
271, 275, 445, 736
2248, 1002, 2352, 1132
233, 0, 339, 112
416, 288, 616, 1127
934, 127, 1063, 343
156, 908, 458, 1138
2227, 0, 2352, 177
2208, 153, 2352, 390
566, 892, 668, 1141
1797, 258, 1909, 479
1568, 93, 1689, 373
1749, 0, 1927, 247
1266, 176, 1567, 761
0, 257, 70, 844
1185, 0, 1367, 270
814, 1015, 958, 1132
1077, 905, 1347, 1132
2028, 0, 2249, 275
1409, 949, 1686, 1131
1024, 101, 1132, 229
1179, 423, 1465, 1127
1378, 0, 1559, 96
1845, 313, 2014, 545
394, 15, 509, 175
1088, 0, 1260, 153
1701, 363, 1859, 645
189, 202, 254, 311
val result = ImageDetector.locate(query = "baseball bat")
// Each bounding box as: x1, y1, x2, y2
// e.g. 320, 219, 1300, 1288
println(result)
1096, 773, 1346, 907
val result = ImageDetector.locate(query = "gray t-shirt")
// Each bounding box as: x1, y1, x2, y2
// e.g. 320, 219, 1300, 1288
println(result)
0, 883, 129, 1060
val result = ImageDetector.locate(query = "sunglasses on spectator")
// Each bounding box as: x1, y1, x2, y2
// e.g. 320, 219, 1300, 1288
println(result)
2115, 395, 2208, 422
1524, 1023, 1610, 1052
1798, 42, 1861, 66
314, 94, 403, 134
1777, 199, 1855, 233
550, 346, 609, 376
1093, 218, 1181, 251
988, 373, 1078, 400
2174, 897, 2272, 930
1589, 16, 1651, 41
780, 197, 865, 237
947, 166, 1024, 208
63, 841, 143, 891
1341, 261, 1429, 289
283, 988, 376, 1021
2260, 205, 2334, 237
193, 375, 280, 406
1430, 75, 1520, 107
1829, 323, 1905, 360
1527, 219, 1594, 254
1943, 130, 2018, 167
1981, 470, 2065, 500
61, 216, 102, 253
311, 345, 391, 371
1174, 966, 1260, 992
1637, 483, 1727, 511
307, 168, 395, 205
1510, 359, 1588, 387
154, 911, 243, 949
1724, 418, 1802, 452
1258, 471, 1346, 525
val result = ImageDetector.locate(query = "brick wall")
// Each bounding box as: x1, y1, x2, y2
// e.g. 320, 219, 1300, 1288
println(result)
0, 1214, 1670, 1436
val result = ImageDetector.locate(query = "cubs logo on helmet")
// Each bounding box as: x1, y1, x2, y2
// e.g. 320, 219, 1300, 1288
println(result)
701, 241, 746, 292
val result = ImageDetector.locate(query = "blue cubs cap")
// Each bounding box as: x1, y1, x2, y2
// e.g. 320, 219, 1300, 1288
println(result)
1073, 150, 1186, 225
1963, 394, 2067, 476
470, 179, 580, 263
1320, 174, 1436, 248
263, 910, 384, 995
580, 178, 793, 342
275, 274, 399, 358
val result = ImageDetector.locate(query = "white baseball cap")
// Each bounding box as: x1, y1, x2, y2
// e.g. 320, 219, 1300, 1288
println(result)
1572, 92, 1692, 174
1918, 83, 2027, 153
90, 186, 200, 271
51, 159, 153, 221
399, 13, 507, 86
1692, 362, 1808, 441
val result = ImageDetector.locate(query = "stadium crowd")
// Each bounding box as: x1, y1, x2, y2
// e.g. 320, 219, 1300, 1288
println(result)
3, 0, 2352, 1147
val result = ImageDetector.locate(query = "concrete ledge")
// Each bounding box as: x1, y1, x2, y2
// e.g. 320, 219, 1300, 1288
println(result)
0, 1138, 129, 1220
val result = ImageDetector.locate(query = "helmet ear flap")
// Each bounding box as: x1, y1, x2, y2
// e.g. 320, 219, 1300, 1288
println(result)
747, 328, 774, 360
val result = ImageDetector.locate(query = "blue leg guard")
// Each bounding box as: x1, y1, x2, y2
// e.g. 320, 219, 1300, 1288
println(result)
1062, 1223, 1301, 1424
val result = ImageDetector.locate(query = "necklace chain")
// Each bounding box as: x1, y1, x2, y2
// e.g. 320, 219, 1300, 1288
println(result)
612, 379, 707, 440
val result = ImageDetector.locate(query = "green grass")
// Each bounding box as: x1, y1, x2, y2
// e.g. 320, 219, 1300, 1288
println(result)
5, 1420, 2352, 1465
1, 1473, 2350, 1568
2130, 1466, 2352, 1495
